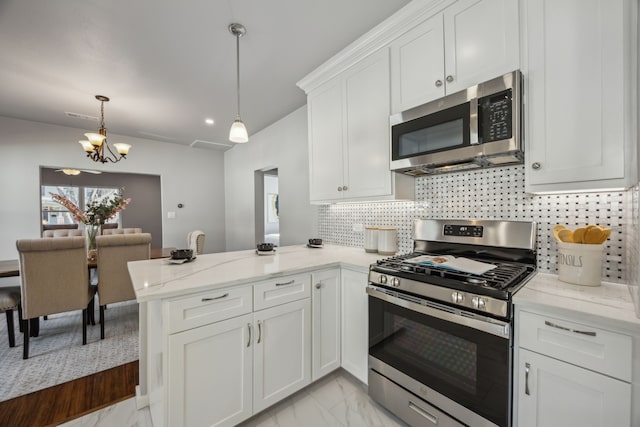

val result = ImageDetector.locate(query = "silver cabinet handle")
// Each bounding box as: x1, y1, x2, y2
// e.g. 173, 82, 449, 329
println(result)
337, 186, 343, 191
435, 79, 443, 87
315, 283, 322, 289
201, 293, 228, 302
544, 320, 596, 336
247, 323, 252, 348
446, 75, 454, 83
257, 320, 263, 344
342, 186, 348, 191
531, 162, 541, 170
525, 363, 530, 395
408, 401, 438, 425
275, 280, 295, 286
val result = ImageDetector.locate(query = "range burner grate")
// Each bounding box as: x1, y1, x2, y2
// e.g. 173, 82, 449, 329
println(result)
376, 252, 533, 291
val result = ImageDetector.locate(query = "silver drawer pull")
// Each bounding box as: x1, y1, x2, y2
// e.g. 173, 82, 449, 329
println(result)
544, 320, 596, 336
201, 293, 229, 302
408, 401, 438, 425
275, 280, 295, 287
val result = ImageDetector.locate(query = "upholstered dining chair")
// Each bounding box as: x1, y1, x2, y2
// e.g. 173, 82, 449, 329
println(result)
102, 228, 142, 235
95, 233, 151, 339
100, 222, 118, 234
0, 286, 21, 347
43, 229, 84, 237
187, 230, 205, 255
16, 236, 97, 359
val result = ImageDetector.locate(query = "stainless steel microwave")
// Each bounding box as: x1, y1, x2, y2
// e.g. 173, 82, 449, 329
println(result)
390, 70, 523, 175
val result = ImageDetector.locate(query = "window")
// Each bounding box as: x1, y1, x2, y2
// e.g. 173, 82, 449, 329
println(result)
42, 185, 122, 226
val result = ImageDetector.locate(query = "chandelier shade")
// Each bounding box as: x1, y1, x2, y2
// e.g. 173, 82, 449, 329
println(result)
78, 95, 131, 163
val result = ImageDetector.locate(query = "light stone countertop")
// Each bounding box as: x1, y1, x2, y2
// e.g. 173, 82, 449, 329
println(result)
128, 244, 384, 302
514, 272, 640, 333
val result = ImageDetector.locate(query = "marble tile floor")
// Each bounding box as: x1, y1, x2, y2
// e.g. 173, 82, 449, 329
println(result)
59, 369, 408, 427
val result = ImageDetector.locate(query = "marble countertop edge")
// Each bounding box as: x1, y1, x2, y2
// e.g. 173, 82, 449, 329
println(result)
129, 244, 379, 303
514, 272, 640, 332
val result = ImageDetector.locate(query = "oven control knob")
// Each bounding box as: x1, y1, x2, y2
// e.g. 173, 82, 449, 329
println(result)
472, 297, 487, 310
451, 292, 464, 304
379, 275, 388, 284
391, 277, 400, 287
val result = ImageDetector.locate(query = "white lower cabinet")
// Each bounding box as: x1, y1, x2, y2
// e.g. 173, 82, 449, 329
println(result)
166, 280, 311, 427
311, 269, 341, 380
340, 269, 369, 384
517, 348, 631, 427
253, 298, 311, 413
515, 309, 633, 427
167, 313, 253, 427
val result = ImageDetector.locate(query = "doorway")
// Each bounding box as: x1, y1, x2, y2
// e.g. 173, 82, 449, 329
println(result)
254, 168, 279, 246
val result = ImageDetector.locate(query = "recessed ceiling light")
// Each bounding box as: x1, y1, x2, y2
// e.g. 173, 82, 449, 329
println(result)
205, 118, 214, 125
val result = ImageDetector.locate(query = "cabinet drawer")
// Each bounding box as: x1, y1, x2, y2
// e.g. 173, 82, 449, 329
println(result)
518, 310, 632, 381
254, 273, 311, 311
167, 286, 252, 334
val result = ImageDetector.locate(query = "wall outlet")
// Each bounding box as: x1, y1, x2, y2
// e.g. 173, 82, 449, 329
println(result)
353, 223, 364, 232
167, 211, 176, 219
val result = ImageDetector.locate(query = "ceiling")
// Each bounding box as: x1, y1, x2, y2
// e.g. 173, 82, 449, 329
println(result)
0, 0, 411, 151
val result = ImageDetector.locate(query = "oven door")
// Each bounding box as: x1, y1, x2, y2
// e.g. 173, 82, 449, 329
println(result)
367, 286, 512, 427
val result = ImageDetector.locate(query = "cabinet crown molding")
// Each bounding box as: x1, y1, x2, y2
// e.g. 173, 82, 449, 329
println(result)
296, 0, 453, 94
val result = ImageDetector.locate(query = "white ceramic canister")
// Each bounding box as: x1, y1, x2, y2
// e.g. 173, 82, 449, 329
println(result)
364, 227, 378, 253
557, 241, 604, 286
377, 227, 398, 256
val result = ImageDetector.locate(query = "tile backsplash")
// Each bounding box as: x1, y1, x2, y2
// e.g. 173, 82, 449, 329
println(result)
318, 165, 636, 284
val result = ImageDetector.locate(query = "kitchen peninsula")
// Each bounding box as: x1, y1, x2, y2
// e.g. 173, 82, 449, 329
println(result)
128, 244, 382, 427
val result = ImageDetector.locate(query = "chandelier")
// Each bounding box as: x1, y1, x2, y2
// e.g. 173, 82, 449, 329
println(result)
78, 95, 131, 163
228, 23, 248, 143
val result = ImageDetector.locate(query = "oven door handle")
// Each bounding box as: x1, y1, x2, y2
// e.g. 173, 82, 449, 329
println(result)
367, 286, 510, 338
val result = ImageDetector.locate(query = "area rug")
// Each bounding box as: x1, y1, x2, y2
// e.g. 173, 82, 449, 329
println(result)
0, 300, 138, 402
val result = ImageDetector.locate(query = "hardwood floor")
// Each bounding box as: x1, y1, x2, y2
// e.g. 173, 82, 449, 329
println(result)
0, 361, 138, 427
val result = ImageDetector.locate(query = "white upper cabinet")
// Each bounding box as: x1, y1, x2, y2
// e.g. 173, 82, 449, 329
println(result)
306, 49, 414, 203
390, 0, 520, 113
522, 0, 638, 193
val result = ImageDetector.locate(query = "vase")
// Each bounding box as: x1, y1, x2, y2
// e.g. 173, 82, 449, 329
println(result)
86, 224, 101, 260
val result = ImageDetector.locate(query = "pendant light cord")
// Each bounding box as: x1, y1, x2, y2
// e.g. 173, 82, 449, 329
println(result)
236, 32, 240, 119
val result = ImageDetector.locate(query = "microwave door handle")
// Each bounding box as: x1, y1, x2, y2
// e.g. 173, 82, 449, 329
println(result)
469, 97, 479, 145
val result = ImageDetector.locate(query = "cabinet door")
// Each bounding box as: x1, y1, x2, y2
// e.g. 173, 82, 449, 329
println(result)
344, 48, 393, 200
308, 79, 345, 201
253, 298, 311, 413
517, 348, 631, 427
167, 313, 253, 427
311, 269, 341, 380
340, 269, 369, 384
390, 14, 445, 112
443, 0, 519, 93
523, 0, 633, 192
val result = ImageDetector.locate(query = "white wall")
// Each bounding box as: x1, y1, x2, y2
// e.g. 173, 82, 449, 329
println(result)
0, 116, 226, 259
224, 106, 317, 250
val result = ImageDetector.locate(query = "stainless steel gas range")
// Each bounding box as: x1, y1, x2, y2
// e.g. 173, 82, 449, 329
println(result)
367, 219, 537, 427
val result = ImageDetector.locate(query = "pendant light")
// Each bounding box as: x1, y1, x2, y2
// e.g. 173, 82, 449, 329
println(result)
78, 95, 131, 163
228, 23, 248, 143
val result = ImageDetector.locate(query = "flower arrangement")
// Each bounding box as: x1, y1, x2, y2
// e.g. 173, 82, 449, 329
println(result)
50, 192, 131, 252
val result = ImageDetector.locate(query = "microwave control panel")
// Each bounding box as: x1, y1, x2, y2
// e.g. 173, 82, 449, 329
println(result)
478, 88, 512, 143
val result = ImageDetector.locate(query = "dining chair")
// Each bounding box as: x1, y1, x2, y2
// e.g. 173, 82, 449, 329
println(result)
95, 233, 151, 339
0, 286, 22, 347
100, 222, 118, 234
43, 229, 83, 237
187, 230, 205, 255
16, 236, 97, 359
102, 228, 142, 235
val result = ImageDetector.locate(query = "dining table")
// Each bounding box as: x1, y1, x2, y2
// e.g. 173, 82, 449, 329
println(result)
0, 247, 175, 278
